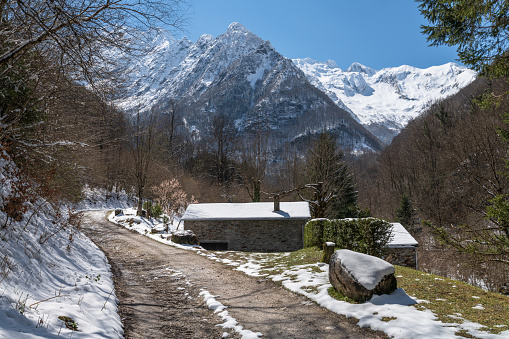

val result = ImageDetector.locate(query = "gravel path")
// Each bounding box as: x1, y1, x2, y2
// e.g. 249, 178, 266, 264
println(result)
81, 210, 387, 339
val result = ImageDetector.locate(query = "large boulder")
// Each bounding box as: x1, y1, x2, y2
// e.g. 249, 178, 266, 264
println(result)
329, 249, 397, 302
171, 230, 199, 245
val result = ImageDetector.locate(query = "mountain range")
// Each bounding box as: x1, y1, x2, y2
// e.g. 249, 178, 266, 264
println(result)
293, 58, 476, 142
112, 23, 476, 150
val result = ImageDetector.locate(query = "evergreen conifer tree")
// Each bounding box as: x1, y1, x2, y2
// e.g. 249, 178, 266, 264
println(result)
395, 194, 415, 226
302, 132, 358, 218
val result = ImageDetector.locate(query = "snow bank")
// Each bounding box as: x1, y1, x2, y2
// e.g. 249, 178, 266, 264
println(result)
0, 155, 123, 338
75, 185, 136, 211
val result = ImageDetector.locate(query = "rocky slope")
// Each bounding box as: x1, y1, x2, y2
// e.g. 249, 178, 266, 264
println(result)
112, 23, 476, 150
113, 23, 382, 152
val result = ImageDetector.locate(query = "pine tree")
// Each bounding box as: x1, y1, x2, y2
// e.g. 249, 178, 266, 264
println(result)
301, 132, 358, 218
395, 194, 415, 226
417, 0, 509, 77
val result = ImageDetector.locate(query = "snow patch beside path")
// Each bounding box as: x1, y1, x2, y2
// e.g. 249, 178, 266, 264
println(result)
199, 290, 263, 339
0, 157, 123, 338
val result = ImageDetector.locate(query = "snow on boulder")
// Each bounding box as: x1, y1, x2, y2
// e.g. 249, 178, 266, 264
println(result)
329, 249, 397, 302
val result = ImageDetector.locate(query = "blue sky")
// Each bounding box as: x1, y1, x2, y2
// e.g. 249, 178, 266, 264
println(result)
178, 0, 460, 70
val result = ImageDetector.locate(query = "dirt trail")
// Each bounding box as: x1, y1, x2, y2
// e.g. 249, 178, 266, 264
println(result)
81, 210, 387, 339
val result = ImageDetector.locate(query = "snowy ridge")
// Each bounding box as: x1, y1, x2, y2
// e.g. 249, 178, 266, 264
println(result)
293, 58, 477, 142
111, 23, 476, 148
111, 23, 383, 152
114, 22, 266, 112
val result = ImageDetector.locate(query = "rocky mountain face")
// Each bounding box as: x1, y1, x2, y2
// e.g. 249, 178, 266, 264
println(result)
112, 23, 476, 151
293, 58, 477, 143
114, 23, 382, 152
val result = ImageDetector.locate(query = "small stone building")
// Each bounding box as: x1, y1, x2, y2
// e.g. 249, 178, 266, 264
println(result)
181, 201, 311, 252
384, 222, 419, 269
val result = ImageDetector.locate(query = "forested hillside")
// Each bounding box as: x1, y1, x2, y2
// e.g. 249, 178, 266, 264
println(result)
352, 0, 509, 291
354, 76, 509, 290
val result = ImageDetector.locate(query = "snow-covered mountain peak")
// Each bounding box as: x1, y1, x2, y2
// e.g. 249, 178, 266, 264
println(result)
115, 23, 272, 111
293, 58, 342, 75
227, 22, 249, 33
111, 24, 475, 150
325, 59, 340, 69
296, 57, 337, 67
138, 27, 178, 50
347, 62, 376, 75
111, 24, 382, 152
197, 34, 214, 45
219, 22, 263, 45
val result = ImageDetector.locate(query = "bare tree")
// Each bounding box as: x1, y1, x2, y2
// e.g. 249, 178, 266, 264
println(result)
131, 110, 158, 215
0, 0, 190, 71
239, 118, 270, 201
151, 178, 196, 223
209, 114, 238, 186
158, 100, 188, 168
0, 0, 190, 150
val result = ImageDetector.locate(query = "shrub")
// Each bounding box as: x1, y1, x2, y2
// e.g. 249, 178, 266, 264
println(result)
152, 203, 163, 219
304, 218, 329, 248
142, 201, 163, 219
322, 218, 394, 258
326, 219, 362, 251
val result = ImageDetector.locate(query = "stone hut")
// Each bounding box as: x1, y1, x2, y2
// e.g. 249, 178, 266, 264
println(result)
181, 201, 311, 252
384, 222, 419, 269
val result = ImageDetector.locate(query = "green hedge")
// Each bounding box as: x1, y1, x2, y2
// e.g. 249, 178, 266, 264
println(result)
304, 218, 394, 258
304, 218, 329, 248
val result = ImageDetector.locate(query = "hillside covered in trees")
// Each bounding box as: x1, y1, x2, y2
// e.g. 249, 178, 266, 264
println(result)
351, 0, 509, 291
353, 76, 508, 290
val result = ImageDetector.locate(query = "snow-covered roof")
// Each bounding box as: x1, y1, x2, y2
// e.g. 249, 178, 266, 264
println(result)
388, 222, 418, 247
182, 202, 311, 221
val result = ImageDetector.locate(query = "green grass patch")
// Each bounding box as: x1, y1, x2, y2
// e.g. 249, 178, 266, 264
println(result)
266, 246, 323, 270
395, 265, 509, 334
211, 247, 324, 276
327, 286, 360, 304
